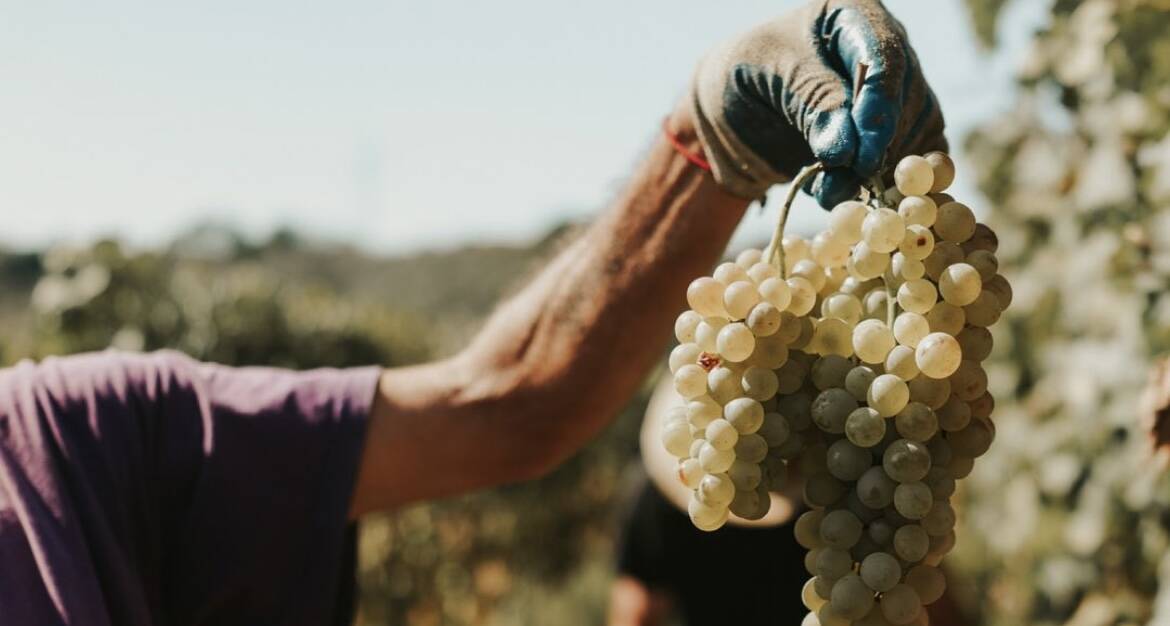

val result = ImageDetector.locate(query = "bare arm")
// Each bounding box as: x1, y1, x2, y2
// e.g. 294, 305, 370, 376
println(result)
349, 103, 749, 516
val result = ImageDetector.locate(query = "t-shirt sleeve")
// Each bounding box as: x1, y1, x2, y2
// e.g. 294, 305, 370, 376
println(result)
161, 351, 381, 624
0, 349, 381, 625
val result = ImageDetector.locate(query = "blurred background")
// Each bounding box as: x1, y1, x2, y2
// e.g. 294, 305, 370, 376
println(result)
3, 0, 1170, 624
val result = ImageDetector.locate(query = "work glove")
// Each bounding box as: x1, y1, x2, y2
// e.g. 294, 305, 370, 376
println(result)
690, 0, 947, 207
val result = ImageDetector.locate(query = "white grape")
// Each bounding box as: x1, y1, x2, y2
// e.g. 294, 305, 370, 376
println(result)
686, 277, 727, 318
880, 584, 922, 625
707, 365, 743, 403
677, 458, 703, 488
751, 334, 790, 369
783, 236, 812, 270
788, 276, 818, 316
758, 276, 792, 311
673, 364, 708, 399
816, 546, 854, 580
746, 302, 783, 336
860, 552, 902, 593
812, 231, 852, 268
895, 155, 934, 196
935, 397, 973, 430
885, 345, 920, 380
668, 342, 701, 374
821, 509, 864, 549
722, 280, 761, 320
726, 462, 761, 494
862, 208, 906, 253
735, 248, 763, 269
924, 151, 955, 192
856, 465, 897, 509
850, 241, 891, 280
949, 418, 994, 458
811, 354, 854, 390
827, 439, 872, 481
698, 441, 736, 473
795, 509, 827, 549
899, 224, 935, 260
894, 482, 933, 520
661, 415, 693, 457
893, 312, 930, 348
963, 291, 1002, 327
969, 391, 995, 420
965, 249, 999, 282
845, 365, 879, 402
846, 407, 887, 448
716, 322, 755, 362
804, 578, 829, 612
924, 302, 965, 336
921, 501, 956, 537
830, 574, 875, 619
883, 439, 932, 483
908, 375, 951, 410
811, 317, 856, 358
868, 374, 910, 417
895, 402, 938, 441
818, 603, 853, 626
892, 252, 925, 281
776, 358, 809, 395
898, 195, 937, 227
694, 316, 727, 352
829, 200, 869, 243
793, 259, 828, 292
938, 263, 981, 306
934, 202, 976, 243
923, 242, 964, 281
724, 397, 765, 434
949, 359, 988, 402
863, 288, 890, 321
812, 388, 858, 434
705, 418, 739, 450
956, 326, 993, 362
747, 261, 781, 285
698, 472, 735, 506
894, 524, 930, 564
729, 487, 764, 519
822, 293, 863, 325
742, 366, 779, 401
896, 279, 937, 315
688, 494, 728, 531
984, 274, 1013, 309
805, 473, 847, 508
733, 432, 769, 463
853, 319, 895, 364
675, 310, 702, 343
915, 332, 962, 379
714, 261, 750, 286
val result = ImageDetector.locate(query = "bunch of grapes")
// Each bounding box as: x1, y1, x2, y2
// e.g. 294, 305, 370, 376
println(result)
661, 153, 1011, 625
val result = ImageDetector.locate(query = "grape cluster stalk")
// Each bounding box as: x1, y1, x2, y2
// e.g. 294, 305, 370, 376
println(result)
661, 153, 1010, 625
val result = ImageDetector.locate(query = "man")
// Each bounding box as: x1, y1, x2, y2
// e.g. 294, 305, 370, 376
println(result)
0, 1, 944, 623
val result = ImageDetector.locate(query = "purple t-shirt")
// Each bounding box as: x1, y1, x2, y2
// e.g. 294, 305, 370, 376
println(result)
0, 350, 381, 625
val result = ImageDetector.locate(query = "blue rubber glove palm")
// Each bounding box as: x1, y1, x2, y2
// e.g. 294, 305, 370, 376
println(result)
691, 0, 946, 207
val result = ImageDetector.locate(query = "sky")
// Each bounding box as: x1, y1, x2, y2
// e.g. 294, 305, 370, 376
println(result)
0, 0, 1049, 255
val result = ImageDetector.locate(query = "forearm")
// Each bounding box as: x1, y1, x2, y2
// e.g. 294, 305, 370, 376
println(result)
351, 104, 748, 515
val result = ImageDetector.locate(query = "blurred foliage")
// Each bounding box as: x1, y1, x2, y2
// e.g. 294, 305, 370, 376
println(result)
954, 1, 1170, 625
0, 223, 649, 626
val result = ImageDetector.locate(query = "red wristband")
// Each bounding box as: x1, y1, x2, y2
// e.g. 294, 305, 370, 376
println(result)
662, 117, 712, 172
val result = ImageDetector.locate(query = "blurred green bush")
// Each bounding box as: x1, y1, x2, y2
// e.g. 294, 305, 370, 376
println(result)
0, 223, 648, 626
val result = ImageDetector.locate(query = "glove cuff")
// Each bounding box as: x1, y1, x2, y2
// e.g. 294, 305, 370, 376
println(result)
688, 62, 790, 201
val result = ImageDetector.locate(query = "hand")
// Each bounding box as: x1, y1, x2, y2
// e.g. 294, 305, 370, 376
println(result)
690, 0, 947, 207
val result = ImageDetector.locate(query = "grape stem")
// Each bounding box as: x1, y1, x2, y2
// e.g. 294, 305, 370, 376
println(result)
765, 162, 825, 278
